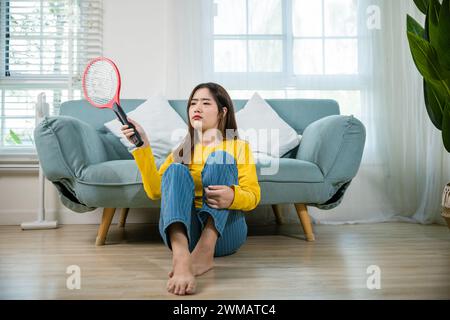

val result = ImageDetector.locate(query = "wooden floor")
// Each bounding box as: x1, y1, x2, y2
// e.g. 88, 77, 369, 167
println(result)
0, 222, 449, 299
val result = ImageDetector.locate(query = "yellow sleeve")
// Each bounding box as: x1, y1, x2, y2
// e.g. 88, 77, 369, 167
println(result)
131, 145, 174, 200
228, 141, 261, 211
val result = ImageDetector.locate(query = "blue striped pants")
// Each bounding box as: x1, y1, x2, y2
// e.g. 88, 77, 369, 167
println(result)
159, 150, 248, 257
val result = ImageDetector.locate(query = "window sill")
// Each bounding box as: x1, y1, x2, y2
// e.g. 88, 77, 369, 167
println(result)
0, 152, 39, 167
0, 154, 39, 172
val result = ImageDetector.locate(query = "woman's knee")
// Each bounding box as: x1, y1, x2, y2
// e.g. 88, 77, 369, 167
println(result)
162, 163, 193, 184
205, 150, 236, 166
201, 151, 238, 186
165, 162, 189, 173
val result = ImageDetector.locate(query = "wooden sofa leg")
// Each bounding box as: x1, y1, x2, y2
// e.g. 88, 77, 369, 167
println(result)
96, 208, 116, 246
294, 203, 315, 241
271, 204, 284, 225
118, 208, 129, 228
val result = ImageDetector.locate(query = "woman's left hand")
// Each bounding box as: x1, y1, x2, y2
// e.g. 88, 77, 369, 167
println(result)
204, 185, 235, 209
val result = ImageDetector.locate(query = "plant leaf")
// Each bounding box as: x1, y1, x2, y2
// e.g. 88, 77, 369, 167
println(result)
9, 129, 22, 144
428, 0, 441, 48
423, 79, 445, 130
414, 0, 430, 14
424, 12, 430, 41
407, 31, 445, 80
442, 101, 450, 152
437, 0, 450, 73
407, 14, 425, 38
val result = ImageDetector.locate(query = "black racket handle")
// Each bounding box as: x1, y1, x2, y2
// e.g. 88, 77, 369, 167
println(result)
113, 103, 144, 147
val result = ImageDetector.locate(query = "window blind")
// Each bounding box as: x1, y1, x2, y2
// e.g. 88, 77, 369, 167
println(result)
0, 0, 102, 153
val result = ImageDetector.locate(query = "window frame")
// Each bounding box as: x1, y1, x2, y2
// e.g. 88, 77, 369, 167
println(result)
203, 0, 369, 91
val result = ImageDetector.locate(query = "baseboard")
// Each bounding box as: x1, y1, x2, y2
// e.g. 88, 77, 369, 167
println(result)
0, 208, 160, 225
0, 205, 298, 226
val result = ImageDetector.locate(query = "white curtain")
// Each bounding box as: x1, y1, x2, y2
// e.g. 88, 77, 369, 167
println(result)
161, 0, 206, 99
162, 0, 449, 225
366, 0, 450, 225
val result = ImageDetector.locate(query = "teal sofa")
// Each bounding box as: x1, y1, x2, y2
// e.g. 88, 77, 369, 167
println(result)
34, 99, 366, 245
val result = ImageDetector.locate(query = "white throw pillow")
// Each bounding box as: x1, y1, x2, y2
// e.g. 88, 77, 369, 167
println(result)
235, 92, 301, 158
104, 95, 188, 158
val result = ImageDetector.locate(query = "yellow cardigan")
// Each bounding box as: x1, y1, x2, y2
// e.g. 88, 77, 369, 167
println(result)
131, 139, 261, 211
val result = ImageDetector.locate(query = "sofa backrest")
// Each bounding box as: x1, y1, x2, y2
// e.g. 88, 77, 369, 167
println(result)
60, 98, 340, 132
59, 98, 340, 160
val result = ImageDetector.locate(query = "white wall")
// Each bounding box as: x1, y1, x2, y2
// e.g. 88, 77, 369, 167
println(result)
102, 0, 167, 99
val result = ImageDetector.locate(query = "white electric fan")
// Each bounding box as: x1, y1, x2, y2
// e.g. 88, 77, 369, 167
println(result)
21, 93, 58, 230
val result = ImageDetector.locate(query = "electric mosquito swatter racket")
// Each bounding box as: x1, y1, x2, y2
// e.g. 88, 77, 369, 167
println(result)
82, 57, 143, 147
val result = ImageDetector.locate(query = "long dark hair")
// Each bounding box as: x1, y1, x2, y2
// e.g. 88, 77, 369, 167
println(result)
172, 82, 239, 164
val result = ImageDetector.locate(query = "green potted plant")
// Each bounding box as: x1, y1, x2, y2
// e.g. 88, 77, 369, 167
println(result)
406, 0, 450, 228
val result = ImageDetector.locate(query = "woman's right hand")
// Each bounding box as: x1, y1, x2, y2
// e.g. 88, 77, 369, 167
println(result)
121, 117, 150, 148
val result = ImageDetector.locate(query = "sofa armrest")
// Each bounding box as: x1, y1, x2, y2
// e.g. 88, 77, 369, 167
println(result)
34, 115, 109, 180
296, 115, 366, 183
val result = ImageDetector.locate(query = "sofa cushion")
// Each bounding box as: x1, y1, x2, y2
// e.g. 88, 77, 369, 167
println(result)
78, 158, 166, 185
103, 95, 187, 158
255, 154, 323, 183
236, 92, 301, 158
78, 156, 322, 187
74, 156, 326, 209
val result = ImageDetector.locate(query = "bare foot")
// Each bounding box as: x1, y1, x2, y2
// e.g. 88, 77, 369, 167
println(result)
169, 246, 214, 278
191, 248, 215, 276
166, 252, 196, 295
